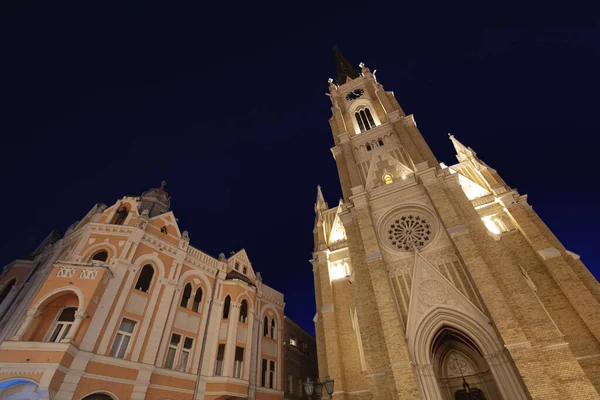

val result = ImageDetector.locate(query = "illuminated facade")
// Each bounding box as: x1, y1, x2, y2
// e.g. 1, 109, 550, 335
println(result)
0, 183, 285, 400
311, 48, 600, 399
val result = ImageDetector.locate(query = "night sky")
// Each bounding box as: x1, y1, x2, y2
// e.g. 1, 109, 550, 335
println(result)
1, 2, 599, 336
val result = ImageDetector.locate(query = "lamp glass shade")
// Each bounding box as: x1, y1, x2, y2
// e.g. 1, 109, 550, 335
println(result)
314, 381, 323, 396
324, 376, 335, 395
303, 378, 314, 396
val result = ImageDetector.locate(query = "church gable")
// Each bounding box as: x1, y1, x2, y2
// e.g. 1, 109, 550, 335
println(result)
147, 211, 182, 238
227, 249, 256, 279
364, 148, 413, 190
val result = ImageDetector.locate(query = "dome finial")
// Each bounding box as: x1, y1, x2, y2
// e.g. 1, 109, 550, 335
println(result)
160, 180, 167, 190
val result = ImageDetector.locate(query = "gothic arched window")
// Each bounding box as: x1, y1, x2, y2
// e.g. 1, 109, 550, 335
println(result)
192, 287, 203, 312
0, 278, 16, 306
264, 316, 269, 336
239, 300, 248, 324
270, 318, 276, 340
223, 296, 231, 319
135, 264, 154, 293
355, 108, 376, 133
378, 138, 384, 146
181, 283, 192, 308
91, 250, 108, 263
366, 143, 372, 151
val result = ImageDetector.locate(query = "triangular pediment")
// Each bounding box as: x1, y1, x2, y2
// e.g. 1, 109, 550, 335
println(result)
364, 149, 413, 190
448, 168, 491, 200
328, 201, 347, 245
405, 251, 488, 343
227, 249, 256, 280
148, 211, 182, 238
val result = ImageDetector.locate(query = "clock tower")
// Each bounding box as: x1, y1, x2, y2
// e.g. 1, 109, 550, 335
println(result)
311, 47, 600, 399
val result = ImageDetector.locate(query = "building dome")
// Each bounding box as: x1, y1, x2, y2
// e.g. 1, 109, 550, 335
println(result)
138, 181, 171, 218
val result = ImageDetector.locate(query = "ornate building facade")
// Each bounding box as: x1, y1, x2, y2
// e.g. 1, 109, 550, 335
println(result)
282, 317, 317, 400
0, 184, 285, 400
311, 48, 600, 399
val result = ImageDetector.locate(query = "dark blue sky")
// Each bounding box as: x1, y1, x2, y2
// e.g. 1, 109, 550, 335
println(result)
1, 2, 598, 335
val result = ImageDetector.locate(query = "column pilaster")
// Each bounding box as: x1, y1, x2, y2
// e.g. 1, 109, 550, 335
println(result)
11, 309, 40, 340
348, 190, 421, 399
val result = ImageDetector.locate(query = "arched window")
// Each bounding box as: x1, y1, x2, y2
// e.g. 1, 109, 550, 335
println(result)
111, 205, 129, 225
239, 300, 248, 323
47, 307, 76, 342
82, 393, 114, 400
355, 108, 376, 132
264, 316, 269, 336
181, 283, 192, 308
91, 250, 108, 263
223, 296, 231, 319
378, 138, 384, 146
270, 318, 276, 340
192, 287, 203, 312
0, 278, 16, 306
366, 143, 372, 151
135, 264, 154, 293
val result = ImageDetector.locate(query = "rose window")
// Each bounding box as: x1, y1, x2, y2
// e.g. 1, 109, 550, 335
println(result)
388, 215, 432, 251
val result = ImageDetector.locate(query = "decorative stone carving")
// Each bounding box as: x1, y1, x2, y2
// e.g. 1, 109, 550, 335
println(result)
387, 214, 432, 252
136, 209, 150, 229
56, 267, 76, 278
446, 352, 476, 378
79, 268, 98, 279
418, 279, 447, 305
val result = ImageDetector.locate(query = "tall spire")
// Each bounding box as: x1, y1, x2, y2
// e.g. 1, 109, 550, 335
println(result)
333, 45, 360, 86
314, 185, 329, 214
449, 134, 476, 163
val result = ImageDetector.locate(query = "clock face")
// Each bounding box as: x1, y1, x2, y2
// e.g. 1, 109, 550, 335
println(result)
345, 88, 364, 101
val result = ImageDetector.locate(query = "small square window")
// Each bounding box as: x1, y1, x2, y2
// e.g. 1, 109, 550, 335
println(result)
160, 226, 168, 234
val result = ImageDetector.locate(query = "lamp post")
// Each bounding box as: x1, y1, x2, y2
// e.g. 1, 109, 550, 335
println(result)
304, 376, 334, 400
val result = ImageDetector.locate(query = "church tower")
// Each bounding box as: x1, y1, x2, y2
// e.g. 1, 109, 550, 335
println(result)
311, 47, 600, 400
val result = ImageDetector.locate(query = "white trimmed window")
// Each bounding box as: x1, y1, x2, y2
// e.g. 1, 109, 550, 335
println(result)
234, 346, 244, 378
164, 334, 193, 372
110, 318, 136, 358
269, 360, 275, 389
47, 307, 76, 343
180, 337, 193, 371
165, 333, 181, 369
215, 344, 225, 376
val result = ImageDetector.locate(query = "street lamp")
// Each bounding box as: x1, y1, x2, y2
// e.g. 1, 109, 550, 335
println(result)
304, 376, 334, 400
